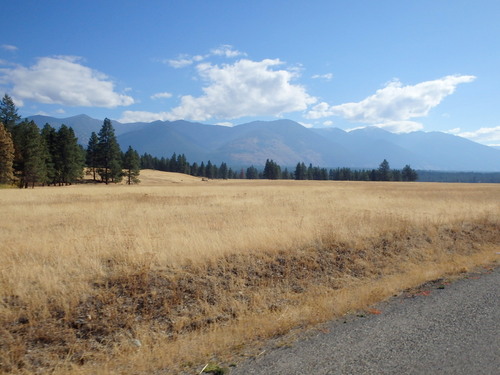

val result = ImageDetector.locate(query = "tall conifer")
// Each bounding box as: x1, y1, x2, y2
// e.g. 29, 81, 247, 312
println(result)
96, 118, 122, 184
123, 146, 141, 184
0, 122, 15, 184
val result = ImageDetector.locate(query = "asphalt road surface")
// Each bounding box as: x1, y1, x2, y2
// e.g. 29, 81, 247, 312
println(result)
231, 266, 499, 375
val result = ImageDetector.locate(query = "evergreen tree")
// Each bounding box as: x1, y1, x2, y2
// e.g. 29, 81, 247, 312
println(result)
206, 160, 214, 178
246, 165, 258, 179
96, 118, 122, 184
0, 94, 20, 132
378, 159, 391, 181
86, 131, 99, 181
294, 162, 306, 180
219, 162, 228, 179
263, 159, 281, 179
402, 164, 418, 181
13, 120, 47, 188
123, 146, 141, 184
0, 122, 15, 184
57, 125, 84, 185
40, 124, 58, 185
198, 161, 206, 177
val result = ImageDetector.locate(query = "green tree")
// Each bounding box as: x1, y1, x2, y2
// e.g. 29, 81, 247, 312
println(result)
294, 162, 306, 180
96, 118, 122, 184
402, 164, 418, 181
13, 120, 47, 188
0, 94, 21, 132
86, 131, 99, 181
123, 146, 141, 184
57, 125, 84, 185
378, 159, 391, 181
263, 159, 281, 179
218, 162, 228, 179
246, 165, 258, 179
40, 124, 58, 185
0, 122, 15, 184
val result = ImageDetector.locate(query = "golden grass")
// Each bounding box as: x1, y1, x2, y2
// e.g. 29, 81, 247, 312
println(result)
0, 170, 499, 373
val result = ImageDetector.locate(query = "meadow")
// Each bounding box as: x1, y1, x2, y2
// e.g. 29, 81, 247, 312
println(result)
1, 170, 499, 374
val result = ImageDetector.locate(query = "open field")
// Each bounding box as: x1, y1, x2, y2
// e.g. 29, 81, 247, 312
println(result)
1, 171, 499, 374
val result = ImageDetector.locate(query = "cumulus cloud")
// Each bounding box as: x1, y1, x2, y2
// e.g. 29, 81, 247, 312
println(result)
458, 126, 500, 145
312, 73, 333, 81
210, 45, 245, 58
305, 75, 476, 133
166, 45, 246, 69
166, 54, 205, 68
1, 44, 18, 51
151, 92, 173, 100
124, 58, 316, 122
0, 56, 134, 107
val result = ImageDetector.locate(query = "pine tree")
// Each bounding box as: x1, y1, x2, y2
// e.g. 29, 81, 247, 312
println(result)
246, 166, 258, 179
57, 125, 84, 185
123, 146, 141, 184
41, 124, 58, 185
0, 94, 21, 132
96, 118, 122, 184
13, 120, 48, 188
378, 159, 391, 181
402, 165, 418, 181
86, 132, 99, 181
0, 122, 15, 184
294, 162, 306, 180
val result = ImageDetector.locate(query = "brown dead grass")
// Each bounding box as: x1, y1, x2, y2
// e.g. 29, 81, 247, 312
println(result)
0, 171, 499, 374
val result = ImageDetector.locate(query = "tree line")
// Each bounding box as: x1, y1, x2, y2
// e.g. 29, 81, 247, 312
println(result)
0, 94, 140, 188
139, 154, 418, 181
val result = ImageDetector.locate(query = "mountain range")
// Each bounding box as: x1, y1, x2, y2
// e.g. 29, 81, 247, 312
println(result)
28, 114, 500, 172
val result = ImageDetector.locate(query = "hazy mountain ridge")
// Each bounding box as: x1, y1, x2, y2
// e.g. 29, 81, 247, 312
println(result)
28, 115, 500, 172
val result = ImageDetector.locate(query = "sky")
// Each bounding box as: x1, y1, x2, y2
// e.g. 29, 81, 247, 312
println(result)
1, 0, 499, 146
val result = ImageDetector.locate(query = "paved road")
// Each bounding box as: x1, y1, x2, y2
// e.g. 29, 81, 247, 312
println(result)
231, 266, 499, 375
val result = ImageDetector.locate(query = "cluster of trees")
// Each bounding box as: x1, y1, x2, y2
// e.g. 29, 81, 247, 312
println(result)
141, 152, 240, 179
267, 159, 418, 181
85, 118, 140, 185
0, 95, 140, 188
138, 152, 418, 182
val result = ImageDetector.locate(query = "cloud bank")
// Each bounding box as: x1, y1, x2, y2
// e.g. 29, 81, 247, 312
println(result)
121, 58, 316, 123
0, 56, 134, 107
458, 126, 500, 146
307, 75, 476, 132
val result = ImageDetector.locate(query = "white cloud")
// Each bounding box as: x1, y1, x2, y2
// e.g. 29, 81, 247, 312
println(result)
458, 126, 500, 145
119, 110, 167, 123
446, 127, 461, 134
323, 120, 333, 126
210, 45, 246, 58
312, 73, 333, 81
305, 75, 476, 128
299, 122, 314, 128
1, 44, 18, 51
215, 121, 233, 127
125, 58, 317, 122
151, 92, 173, 100
55, 108, 66, 114
166, 45, 245, 69
0, 56, 134, 107
372, 120, 424, 133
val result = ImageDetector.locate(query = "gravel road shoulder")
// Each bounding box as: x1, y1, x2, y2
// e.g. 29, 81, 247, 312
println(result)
230, 265, 499, 375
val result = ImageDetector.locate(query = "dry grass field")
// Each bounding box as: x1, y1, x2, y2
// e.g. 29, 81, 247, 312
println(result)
1, 170, 499, 374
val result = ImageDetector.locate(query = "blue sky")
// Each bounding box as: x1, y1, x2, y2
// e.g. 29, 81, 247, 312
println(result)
1, 0, 499, 146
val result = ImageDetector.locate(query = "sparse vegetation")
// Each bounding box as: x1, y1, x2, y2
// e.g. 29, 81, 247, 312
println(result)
0, 173, 498, 374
